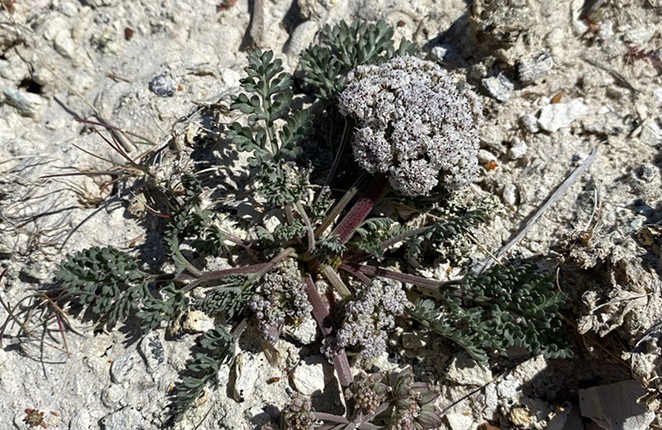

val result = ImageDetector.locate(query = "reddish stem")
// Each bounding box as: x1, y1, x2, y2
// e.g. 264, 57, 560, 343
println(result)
340, 263, 448, 289
331, 173, 388, 244
302, 274, 352, 387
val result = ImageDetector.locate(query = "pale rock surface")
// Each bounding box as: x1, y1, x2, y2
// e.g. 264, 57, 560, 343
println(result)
579, 380, 655, 430
446, 353, 493, 386
291, 355, 328, 396
538, 99, 588, 132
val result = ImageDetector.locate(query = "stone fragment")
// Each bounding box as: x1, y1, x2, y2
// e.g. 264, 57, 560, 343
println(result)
637, 117, 662, 147
484, 383, 498, 416
285, 21, 319, 57
101, 384, 126, 407
139, 330, 166, 372
54, 30, 77, 59
3, 88, 43, 118
100, 407, 148, 430
481, 73, 514, 102
430, 45, 450, 63
110, 352, 137, 384
497, 379, 520, 399
508, 139, 527, 159
477, 149, 497, 164
69, 410, 94, 430
517, 51, 554, 84
180, 310, 215, 333
502, 183, 518, 206
445, 412, 474, 430
579, 379, 655, 430
232, 352, 262, 402
446, 353, 493, 386
538, 99, 587, 132
249, 0, 267, 47
520, 113, 539, 133
282, 316, 317, 345
149, 73, 177, 97
291, 355, 327, 396
220, 68, 242, 89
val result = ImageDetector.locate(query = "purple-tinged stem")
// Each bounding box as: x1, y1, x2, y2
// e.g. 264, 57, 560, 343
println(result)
340, 263, 450, 289
331, 173, 388, 244
302, 274, 352, 387
175, 263, 269, 283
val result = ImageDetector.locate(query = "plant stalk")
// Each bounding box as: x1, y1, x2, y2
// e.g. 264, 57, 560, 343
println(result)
331, 173, 388, 244
302, 274, 352, 387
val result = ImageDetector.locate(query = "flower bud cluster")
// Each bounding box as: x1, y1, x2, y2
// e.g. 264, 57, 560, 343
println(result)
330, 279, 406, 360
338, 55, 482, 196
249, 267, 312, 344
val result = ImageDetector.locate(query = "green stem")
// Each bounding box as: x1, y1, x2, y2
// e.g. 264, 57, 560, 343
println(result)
320, 265, 352, 298
315, 186, 358, 239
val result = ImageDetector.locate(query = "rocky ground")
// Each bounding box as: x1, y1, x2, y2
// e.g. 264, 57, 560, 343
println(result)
1, 0, 662, 429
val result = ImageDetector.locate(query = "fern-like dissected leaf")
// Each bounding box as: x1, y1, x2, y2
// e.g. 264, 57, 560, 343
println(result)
227, 48, 304, 163
300, 20, 417, 101
56, 247, 190, 332
168, 325, 235, 422
409, 265, 571, 361
166, 175, 230, 269
404, 205, 493, 264
233, 48, 292, 125
137, 283, 189, 331
195, 276, 252, 321
56, 246, 149, 328
352, 217, 401, 258
278, 109, 312, 159
254, 158, 309, 207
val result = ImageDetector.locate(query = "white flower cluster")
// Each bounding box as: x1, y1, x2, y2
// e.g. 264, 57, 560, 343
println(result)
338, 56, 482, 196
249, 270, 312, 344
332, 279, 406, 361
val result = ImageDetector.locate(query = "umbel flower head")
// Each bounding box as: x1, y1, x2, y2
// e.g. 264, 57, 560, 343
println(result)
338, 55, 482, 196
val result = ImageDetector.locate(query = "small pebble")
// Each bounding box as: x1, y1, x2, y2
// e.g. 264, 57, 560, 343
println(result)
138, 331, 166, 372
520, 113, 539, 133
482, 72, 514, 102
636, 165, 657, 183
445, 413, 474, 430
517, 51, 554, 85
100, 407, 148, 430
638, 118, 662, 147
430, 45, 449, 63
3, 88, 43, 118
502, 183, 518, 206
180, 310, 215, 333
446, 352, 493, 386
110, 352, 137, 384
232, 352, 261, 402
101, 384, 126, 407
508, 139, 528, 159
538, 99, 587, 132
284, 21, 319, 57
149, 73, 177, 97
478, 149, 498, 163
290, 356, 326, 396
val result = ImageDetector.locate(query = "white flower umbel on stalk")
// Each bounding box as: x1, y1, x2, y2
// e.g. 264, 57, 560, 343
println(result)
338, 56, 482, 196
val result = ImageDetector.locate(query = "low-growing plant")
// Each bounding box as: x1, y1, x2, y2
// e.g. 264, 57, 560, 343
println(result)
6, 19, 571, 429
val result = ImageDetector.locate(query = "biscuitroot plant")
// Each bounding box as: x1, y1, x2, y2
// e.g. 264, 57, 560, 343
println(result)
9, 20, 571, 428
